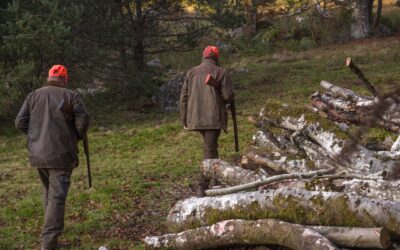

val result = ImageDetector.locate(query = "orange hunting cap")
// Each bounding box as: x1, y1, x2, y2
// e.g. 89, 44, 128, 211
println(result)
48, 65, 68, 79
203, 46, 219, 59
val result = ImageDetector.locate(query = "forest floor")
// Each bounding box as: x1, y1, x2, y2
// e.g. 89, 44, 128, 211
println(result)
1, 34, 400, 249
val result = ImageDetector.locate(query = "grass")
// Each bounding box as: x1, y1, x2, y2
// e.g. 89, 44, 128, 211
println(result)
1, 34, 400, 249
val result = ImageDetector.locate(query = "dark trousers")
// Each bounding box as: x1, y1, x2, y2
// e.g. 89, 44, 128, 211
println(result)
199, 129, 221, 160
197, 130, 221, 195
37, 168, 72, 250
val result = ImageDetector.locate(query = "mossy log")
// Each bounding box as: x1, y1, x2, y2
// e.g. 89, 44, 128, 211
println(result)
201, 159, 269, 186
166, 188, 400, 236
144, 219, 339, 250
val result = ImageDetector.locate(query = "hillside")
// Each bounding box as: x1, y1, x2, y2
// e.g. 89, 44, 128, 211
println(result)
1, 36, 400, 249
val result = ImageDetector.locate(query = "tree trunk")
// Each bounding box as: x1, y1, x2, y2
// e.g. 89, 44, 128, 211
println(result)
144, 219, 339, 250
166, 188, 400, 235
373, 0, 383, 28
350, 0, 371, 39
133, 0, 145, 70
201, 159, 269, 187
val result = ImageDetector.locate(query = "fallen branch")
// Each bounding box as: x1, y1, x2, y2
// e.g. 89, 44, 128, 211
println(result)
167, 188, 400, 235
205, 167, 335, 196
346, 57, 378, 96
144, 219, 339, 250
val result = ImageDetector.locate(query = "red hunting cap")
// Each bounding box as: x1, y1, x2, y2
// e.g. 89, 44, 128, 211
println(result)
48, 65, 68, 79
203, 46, 219, 59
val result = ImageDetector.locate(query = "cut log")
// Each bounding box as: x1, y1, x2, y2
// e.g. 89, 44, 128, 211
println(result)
166, 187, 400, 236
144, 219, 339, 250
345, 57, 378, 96
201, 159, 269, 186
245, 150, 284, 172
205, 167, 334, 196
308, 226, 391, 249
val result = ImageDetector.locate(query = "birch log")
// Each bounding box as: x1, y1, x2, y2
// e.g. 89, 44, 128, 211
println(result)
308, 226, 391, 249
166, 188, 400, 235
201, 159, 269, 186
144, 219, 339, 250
320, 80, 373, 103
261, 115, 400, 179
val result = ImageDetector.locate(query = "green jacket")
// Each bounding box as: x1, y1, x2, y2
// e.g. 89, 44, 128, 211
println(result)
15, 81, 90, 169
180, 58, 234, 131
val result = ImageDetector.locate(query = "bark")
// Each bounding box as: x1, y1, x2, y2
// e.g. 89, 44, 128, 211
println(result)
205, 168, 334, 197
345, 57, 378, 96
144, 219, 339, 250
350, 0, 371, 39
201, 159, 269, 187
308, 226, 391, 249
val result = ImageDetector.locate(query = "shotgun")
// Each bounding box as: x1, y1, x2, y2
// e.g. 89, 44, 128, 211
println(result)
83, 136, 92, 188
205, 74, 239, 152
230, 97, 239, 153
59, 98, 92, 188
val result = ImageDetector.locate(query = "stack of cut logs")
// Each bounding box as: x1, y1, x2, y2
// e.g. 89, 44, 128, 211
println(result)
143, 58, 400, 250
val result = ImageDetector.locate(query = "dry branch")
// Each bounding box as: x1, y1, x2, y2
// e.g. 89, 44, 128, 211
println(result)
204, 167, 334, 196
144, 219, 339, 250
345, 57, 378, 96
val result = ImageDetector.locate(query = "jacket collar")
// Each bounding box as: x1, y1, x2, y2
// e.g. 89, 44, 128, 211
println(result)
201, 57, 219, 66
46, 80, 66, 88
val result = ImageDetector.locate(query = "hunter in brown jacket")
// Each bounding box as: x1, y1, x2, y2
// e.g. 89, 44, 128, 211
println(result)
180, 46, 234, 195
15, 65, 89, 250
